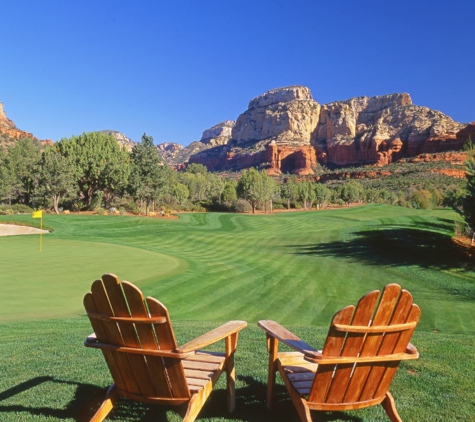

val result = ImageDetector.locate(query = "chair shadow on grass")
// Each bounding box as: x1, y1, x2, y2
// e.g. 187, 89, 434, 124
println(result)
0, 376, 108, 420
0, 375, 362, 422
107, 375, 362, 422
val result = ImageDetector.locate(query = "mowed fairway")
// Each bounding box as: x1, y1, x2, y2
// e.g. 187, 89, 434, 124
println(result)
1, 205, 474, 334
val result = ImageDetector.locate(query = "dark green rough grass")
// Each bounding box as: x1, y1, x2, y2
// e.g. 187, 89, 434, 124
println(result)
0, 320, 473, 422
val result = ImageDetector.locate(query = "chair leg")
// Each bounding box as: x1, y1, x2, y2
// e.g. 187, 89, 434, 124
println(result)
266, 335, 279, 411
182, 395, 201, 422
381, 391, 403, 422
225, 332, 238, 413
292, 396, 312, 422
90, 384, 117, 422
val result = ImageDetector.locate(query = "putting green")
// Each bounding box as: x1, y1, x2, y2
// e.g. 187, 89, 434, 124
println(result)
0, 236, 187, 322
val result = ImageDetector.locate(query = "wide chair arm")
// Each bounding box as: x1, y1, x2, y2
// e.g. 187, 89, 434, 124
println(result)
258, 320, 320, 358
85, 333, 194, 358
176, 320, 247, 353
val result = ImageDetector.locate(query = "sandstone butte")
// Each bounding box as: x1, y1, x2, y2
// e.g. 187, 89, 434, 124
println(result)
0, 101, 52, 147
159, 86, 474, 174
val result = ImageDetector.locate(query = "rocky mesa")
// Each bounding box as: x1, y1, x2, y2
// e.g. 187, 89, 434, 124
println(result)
165, 86, 469, 174
0, 102, 39, 147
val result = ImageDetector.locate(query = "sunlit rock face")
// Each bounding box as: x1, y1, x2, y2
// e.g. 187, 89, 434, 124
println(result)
317, 93, 464, 166
232, 86, 321, 147
0, 101, 36, 144
165, 87, 467, 172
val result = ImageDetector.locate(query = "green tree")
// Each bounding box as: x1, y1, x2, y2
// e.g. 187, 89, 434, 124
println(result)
409, 189, 432, 210
340, 181, 363, 207
462, 150, 475, 242
58, 132, 130, 209
280, 176, 299, 209
314, 183, 331, 209
237, 168, 263, 213
172, 183, 189, 206
298, 180, 316, 209
221, 179, 237, 205
129, 133, 170, 215
2, 138, 41, 206
444, 184, 464, 210
35, 147, 77, 213
185, 163, 208, 175
0, 147, 10, 204
261, 171, 278, 213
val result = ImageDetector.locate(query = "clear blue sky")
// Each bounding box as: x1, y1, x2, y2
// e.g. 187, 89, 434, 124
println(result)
0, 0, 474, 145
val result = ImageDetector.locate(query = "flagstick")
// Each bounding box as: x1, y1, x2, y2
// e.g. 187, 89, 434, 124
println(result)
40, 215, 42, 252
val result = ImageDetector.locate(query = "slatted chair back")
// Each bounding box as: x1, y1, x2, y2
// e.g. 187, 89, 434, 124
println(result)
84, 273, 191, 404
308, 284, 421, 408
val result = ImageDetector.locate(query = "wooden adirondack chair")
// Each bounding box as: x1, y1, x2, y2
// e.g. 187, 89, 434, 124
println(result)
258, 284, 420, 422
84, 273, 247, 422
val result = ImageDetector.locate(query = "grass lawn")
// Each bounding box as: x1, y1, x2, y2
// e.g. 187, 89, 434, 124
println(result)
0, 205, 474, 421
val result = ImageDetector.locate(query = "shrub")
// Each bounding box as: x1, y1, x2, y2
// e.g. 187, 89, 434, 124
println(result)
409, 189, 432, 210
95, 207, 108, 216
189, 203, 206, 212
72, 201, 81, 212
11, 204, 34, 214
334, 198, 345, 207
126, 201, 139, 215
234, 199, 252, 213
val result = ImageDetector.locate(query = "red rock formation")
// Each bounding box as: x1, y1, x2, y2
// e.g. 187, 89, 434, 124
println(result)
173, 88, 470, 172
432, 168, 466, 178
421, 134, 464, 153
40, 139, 54, 147
266, 142, 317, 175
408, 151, 467, 165
0, 101, 46, 146
456, 122, 475, 144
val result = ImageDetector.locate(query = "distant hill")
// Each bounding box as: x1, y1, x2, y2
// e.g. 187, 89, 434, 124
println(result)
99, 130, 135, 152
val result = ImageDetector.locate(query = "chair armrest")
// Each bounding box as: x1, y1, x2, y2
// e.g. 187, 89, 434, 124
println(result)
85, 333, 97, 344
176, 320, 247, 353
406, 342, 419, 357
85, 340, 194, 358
258, 320, 319, 358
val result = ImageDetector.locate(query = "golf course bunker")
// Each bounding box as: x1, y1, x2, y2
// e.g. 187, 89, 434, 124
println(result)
0, 223, 49, 236
0, 236, 188, 322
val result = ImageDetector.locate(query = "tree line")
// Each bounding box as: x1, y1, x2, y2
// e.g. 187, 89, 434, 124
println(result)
0, 132, 469, 218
